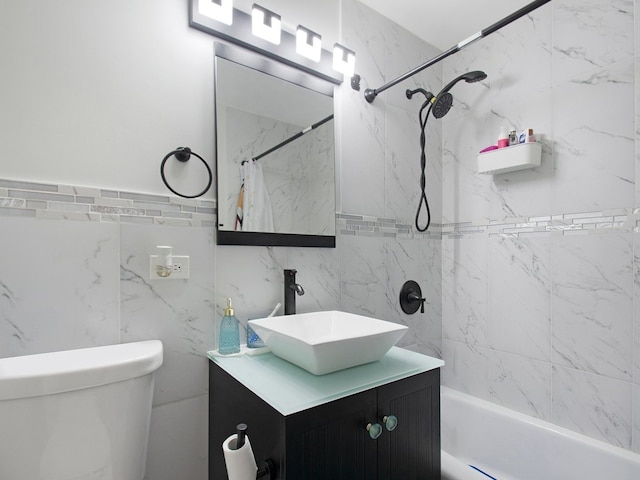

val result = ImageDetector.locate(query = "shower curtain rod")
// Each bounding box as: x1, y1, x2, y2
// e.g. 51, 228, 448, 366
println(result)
364, 0, 551, 103
247, 114, 334, 162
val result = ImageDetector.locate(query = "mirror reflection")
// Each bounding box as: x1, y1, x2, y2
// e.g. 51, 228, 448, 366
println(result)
215, 44, 336, 247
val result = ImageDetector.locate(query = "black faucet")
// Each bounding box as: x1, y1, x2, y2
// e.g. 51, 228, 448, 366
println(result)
284, 269, 305, 315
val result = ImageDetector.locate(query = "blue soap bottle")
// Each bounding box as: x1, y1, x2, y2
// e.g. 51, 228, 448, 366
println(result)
218, 297, 240, 355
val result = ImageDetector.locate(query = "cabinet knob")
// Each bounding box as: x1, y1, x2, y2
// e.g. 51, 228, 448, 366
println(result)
366, 422, 383, 440
383, 415, 398, 432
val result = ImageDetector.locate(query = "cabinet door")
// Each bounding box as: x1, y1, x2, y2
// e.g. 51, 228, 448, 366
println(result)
285, 389, 378, 480
376, 369, 440, 480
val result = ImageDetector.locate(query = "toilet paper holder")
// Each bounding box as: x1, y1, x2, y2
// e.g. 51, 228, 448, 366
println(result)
257, 459, 275, 479
227, 423, 275, 480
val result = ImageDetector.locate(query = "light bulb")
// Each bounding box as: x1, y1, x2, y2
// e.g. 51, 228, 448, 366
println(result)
333, 43, 356, 78
198, 0, 233, 26
251, 4, 281, 45
296, 25, 322, 62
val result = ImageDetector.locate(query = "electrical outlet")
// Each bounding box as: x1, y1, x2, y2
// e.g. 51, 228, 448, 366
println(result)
150, 255, 190, 280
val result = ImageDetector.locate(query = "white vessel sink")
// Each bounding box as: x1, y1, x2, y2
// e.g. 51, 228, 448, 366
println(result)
248, 311, 408, 375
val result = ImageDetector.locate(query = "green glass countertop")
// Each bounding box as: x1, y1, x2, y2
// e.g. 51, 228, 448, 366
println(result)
207, 347, 444, 416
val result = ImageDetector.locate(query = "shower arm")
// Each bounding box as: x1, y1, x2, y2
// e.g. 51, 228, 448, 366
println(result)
364, 0, 551, 103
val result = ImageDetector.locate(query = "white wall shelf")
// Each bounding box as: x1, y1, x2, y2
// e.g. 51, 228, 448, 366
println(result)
477, 142, 542, 175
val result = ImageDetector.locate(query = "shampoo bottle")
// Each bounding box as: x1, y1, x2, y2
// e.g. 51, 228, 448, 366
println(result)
497, 127, 509, 148
219, 297, 240, 355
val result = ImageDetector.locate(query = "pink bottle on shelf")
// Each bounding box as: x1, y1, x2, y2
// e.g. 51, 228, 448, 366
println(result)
497, 127, 509, 148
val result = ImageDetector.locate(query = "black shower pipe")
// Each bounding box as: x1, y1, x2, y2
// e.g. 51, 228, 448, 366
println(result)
364, 0, 551, 103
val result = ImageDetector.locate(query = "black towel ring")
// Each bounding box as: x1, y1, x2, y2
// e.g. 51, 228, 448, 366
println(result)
160, 147, 213, 199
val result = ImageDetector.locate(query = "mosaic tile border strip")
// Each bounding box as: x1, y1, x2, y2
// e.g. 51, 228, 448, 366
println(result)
441, 208, 637, 239
337, 213, 442, 239
338, 209, 640, 239
3, 179, 637, 238
0, 178, 216, 228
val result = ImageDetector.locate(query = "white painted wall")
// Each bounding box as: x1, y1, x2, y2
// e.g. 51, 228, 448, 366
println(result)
1, 0, 215, 195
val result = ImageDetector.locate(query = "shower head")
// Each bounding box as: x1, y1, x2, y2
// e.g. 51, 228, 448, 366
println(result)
440, 70, 487, 94
431, 92, 453, 119
406, 71, 487, 119
430, 70, 487, 119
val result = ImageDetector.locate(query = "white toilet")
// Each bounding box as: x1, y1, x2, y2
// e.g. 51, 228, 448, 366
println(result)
0, 340, 163, 480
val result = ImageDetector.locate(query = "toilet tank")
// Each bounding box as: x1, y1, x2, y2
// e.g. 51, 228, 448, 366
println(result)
0, 340, 163, 480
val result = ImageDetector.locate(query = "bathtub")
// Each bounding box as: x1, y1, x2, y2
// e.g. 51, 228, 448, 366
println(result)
440, 386, 640, 480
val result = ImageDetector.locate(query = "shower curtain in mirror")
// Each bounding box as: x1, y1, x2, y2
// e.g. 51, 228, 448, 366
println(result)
235, 160, 274, 232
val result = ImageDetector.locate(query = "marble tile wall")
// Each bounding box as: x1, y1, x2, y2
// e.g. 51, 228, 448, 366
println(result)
0, 179, 215, 479
329, 0, 443, 357
441, 0, 640, 453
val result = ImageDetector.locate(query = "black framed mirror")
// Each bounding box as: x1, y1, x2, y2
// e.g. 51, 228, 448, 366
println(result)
214, 43, 336, 247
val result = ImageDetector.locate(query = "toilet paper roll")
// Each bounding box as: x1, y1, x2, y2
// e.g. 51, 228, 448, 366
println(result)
222, 433, 258, 480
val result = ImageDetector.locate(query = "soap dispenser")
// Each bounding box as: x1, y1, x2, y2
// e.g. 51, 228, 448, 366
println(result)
219, 297, 240, 355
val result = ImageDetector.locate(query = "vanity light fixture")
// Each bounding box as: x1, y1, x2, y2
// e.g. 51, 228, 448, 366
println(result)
296, 25, 322, 63
189, 0, 349, 85
251, 4, 281, 45
332, 43, 356, 78
198, 0, 233, 26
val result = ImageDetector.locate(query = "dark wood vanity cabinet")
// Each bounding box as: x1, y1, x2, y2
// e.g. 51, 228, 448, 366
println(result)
209, 362, 441, 479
